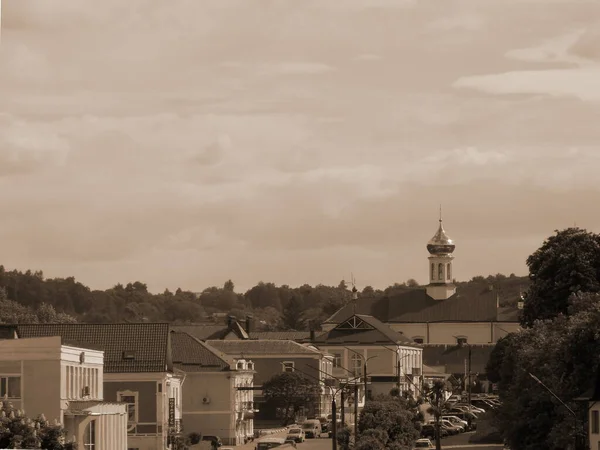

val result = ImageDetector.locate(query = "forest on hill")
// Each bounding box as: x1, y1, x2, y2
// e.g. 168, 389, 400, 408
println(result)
0, 265, 529, 329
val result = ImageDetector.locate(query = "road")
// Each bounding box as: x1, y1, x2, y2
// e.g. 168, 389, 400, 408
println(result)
283, 431, 504, 450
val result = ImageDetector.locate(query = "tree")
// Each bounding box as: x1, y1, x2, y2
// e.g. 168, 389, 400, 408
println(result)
280, 295, 306, 330
424, 381, 447, 450
357, 395, 420, 449
0, 401, 75, 449
262, 372, 320, 426
521, 228, 600, 327
406, 279, 419, 288
489, 292, 600, 450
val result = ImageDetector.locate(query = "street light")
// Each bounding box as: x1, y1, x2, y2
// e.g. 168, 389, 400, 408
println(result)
289, 363, 361, 450
452, 336, 472, 411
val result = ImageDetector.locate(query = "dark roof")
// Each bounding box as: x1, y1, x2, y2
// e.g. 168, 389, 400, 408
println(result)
249, 331, 311, 341
172, 322, 249, 340
170, 331, 230, 372
17, 323, 172, 373
325, 286, 520, 324
206, 339, 325, 357
311, 315, 417, 346
422, 344, 495, 374
0, 325, 19, 340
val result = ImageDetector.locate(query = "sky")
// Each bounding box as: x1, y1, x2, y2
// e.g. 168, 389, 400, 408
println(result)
1, 0, 599, 294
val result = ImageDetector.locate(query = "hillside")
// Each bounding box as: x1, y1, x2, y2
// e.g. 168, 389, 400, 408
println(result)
0, 264, 529, 328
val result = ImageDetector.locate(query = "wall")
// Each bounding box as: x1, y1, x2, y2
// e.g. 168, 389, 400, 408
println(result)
590, 403, 600, 450
251, 356, 320, 387
23, 359, 62, 423
387, 322, 521, 345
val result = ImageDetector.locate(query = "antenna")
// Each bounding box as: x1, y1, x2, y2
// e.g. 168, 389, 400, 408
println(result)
439, 204, 442, 223
351, 273, 358, 314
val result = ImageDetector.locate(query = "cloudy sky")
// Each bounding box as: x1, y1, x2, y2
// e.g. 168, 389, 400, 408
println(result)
1, 0, 599, 293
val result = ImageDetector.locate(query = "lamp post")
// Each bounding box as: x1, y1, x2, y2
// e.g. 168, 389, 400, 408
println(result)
453, 336, 472, 411
292, 364, 361, 450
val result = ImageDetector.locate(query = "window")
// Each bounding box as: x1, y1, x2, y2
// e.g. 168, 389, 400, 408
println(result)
438, 263, 443, 280
413, 337, 424, 344
333, 353, 342, 368
351, 354, 363, 377
0, 376, 21, 398
282, 362, 294, 373
117, 390, 139, 431
456, 337, 468, 345
83, 420, 96, 449
447, 263, 452, 280
431, 263, 435, 280
592, 410, 599, 434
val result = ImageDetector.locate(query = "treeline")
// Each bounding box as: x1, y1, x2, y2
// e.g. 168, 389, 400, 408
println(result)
0, 265, 528, 328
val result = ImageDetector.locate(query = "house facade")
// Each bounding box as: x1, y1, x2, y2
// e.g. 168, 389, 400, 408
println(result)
206, 339, 334, 425
16, 323, 184, 450
310, 314, 423, 404
0, 335, 128, 450
170, 331, 256, 445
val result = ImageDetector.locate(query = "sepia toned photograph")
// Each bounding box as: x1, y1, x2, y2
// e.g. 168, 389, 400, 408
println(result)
0, 1, 599, 449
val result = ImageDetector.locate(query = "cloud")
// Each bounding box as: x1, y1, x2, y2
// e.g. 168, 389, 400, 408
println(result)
505, 29, 590, 64
426, 14, 486, 33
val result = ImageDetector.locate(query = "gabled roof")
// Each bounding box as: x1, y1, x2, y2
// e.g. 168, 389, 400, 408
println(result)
17, 323, 172, 373
172, 322, 249, 340
249, 331, 311, 341
422, 344, 495, 374
325, 286, 520, 324
310, 314, 417, 346
170, 331, 231, 372
206, 339, 326, 357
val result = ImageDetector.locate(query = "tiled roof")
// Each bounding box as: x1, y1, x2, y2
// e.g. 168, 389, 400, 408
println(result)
249, 331, 311, 341
206, 339, 325, 357
325, 286, 520, 324
422, 344, 495, 374
172, 325, 230, 340
17, 323, 171, 373
311, 314, 417, 346
170, 331, 230, 372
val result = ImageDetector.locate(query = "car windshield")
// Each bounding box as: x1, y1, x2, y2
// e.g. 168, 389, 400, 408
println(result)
415, 442, 431, 447
289, 429, 301, 434
302, 424, 314, 429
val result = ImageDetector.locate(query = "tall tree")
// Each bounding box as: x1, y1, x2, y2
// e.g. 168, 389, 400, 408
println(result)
521, 227, 600, 327
280, 295, 306, 330
262, 372, 320, 426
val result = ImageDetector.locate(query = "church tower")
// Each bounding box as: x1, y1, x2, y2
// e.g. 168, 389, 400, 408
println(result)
425, 209, 456, 300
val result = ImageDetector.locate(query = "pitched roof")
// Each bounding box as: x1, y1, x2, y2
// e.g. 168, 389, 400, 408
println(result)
206, 339, 325, 357
17, 323, 171, 373
325, 286, 520, 324
310, 314, 417, 346
170, 331, 231, 372
249, 331, 311, 341
422, 344, 495, 374
172, 322, 249, 340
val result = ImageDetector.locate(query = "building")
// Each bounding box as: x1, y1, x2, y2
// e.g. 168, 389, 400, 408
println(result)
206, 339, 333, 425
174, 316, 250, 341
16, 323, 184, 450
309, 314, 423, 403
321, 216, 522, 389
0, 335, 128, 450
170, 330, 256, 445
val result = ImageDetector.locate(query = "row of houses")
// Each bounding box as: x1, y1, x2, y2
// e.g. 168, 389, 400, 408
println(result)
0, 312, 461, 450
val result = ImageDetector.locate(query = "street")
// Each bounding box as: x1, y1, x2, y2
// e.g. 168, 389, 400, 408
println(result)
279, 431, 504, 450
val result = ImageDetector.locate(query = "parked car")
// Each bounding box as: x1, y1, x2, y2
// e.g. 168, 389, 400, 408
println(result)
328, 421, 343, 438
414, 438, 435, 448
302, 419, 322, 438
255, 437, 287, 450
202, 435, 222, 448
441, 415, 468, 431
286, 428, 305, 443
431, 419, 460, 435
318, 417, 329, 433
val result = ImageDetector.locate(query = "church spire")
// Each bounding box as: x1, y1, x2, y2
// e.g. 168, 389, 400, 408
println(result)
426, 209, 457, 300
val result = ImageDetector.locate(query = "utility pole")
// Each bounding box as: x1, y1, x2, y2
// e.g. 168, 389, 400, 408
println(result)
354, 384, 359, 440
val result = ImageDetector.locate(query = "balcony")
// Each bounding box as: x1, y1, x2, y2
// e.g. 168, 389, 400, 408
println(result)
236, 401, 255, 412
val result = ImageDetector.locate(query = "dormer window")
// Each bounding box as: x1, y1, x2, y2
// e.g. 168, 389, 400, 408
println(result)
456, 337, 468, 345
237, 361, 245, 370
247, 362, 254, 371
413, 337, 424, 344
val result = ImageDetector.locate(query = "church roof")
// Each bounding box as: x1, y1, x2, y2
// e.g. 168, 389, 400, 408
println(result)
311, 314, 418, 346
324, 286, 520, 324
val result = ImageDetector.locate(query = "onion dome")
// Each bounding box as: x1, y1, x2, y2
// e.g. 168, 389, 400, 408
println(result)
427, 219, 455, 255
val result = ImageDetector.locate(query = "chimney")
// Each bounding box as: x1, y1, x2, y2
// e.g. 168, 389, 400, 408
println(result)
227, 315, 236, 328
310, 329, 315, 341
245, 315, 254, 333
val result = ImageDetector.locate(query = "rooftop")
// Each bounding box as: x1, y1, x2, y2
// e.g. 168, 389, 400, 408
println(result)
16, 323, 172, 373
206, 339, 327, 357
170, 331, 231, 372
